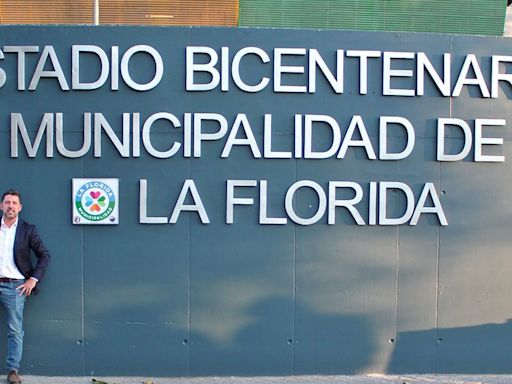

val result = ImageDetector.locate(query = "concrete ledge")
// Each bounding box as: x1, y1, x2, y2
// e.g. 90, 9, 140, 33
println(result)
16, 375, 512, 384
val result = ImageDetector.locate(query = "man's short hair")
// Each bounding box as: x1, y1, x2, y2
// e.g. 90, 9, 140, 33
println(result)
2, 190, 22, 204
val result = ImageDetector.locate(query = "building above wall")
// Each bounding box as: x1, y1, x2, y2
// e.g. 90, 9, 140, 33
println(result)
505, 4, 512, 36
0, 0, 508, 36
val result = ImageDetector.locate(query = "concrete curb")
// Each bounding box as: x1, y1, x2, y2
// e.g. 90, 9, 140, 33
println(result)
17, 375, 512, 384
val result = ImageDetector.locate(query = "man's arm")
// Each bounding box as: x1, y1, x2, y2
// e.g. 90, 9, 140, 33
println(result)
27, 224, 51, 281
17, 224, 51, 296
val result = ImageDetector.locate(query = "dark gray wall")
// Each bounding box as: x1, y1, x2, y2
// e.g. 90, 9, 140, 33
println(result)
0, 26, 511, 376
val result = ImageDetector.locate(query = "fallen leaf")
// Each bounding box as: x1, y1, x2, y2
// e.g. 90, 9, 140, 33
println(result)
92, 379, 118, 384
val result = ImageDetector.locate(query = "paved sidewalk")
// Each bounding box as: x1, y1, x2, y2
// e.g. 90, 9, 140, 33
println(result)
17, 375, 512, 384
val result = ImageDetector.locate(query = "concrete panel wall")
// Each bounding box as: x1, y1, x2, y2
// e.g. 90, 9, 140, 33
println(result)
0, 26, 510, 376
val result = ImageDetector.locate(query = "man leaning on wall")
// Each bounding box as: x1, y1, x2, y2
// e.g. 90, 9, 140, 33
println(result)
0, 190, 51, 384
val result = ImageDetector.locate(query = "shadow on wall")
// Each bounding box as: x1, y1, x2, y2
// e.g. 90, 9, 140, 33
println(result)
387, 319, 512, 374
189, 297, 377, 376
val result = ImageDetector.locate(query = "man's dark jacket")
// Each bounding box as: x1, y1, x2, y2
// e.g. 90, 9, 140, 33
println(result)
13, 219, 51, 294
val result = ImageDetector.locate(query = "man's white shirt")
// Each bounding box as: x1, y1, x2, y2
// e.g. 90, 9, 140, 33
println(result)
0, 217, 25, 280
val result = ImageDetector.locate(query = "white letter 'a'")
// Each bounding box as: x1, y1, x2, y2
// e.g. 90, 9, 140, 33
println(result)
170, 180, 210, 224
410, 183, 448, 226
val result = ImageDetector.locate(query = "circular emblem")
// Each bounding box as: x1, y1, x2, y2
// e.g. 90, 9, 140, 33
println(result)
75, 181, 116, 222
